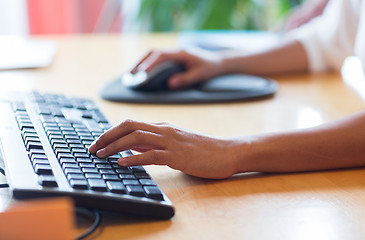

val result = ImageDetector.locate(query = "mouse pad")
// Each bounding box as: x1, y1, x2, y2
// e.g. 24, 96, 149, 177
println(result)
100, 74, 278, 104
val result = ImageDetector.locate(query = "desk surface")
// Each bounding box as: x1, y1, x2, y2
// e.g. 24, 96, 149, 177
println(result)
1, 34, 365, 240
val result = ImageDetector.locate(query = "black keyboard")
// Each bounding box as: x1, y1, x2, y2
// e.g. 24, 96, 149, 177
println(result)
0, 92, 174, 219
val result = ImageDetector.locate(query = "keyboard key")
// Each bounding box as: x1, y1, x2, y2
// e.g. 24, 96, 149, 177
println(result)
69, 143, 84, 149
74, 153, 90, 158
51, 139, 67, 146
59, 157, 77, 164
84, 119, 103, 132
115, 168, 131, 174
32, 159, 50, 166
144, 186, 164, 200
122, 179, 140, 185
67, 173, 86, 180
12, 101, 27, 111
38, 175, 58, 187
30, 153, 48, 161
72, 148, 87, 154
81, 167, 99, 173
139, 179, 157, 186
49, 134, 64, 140
96, 164, 113, 169
93, 158, 108, 164
121, 150, 133, 158
67, 139, 82, 144
22, 132, 38, 140
99, 169, 116, 174
64, 135, 79, 140
24, 136, 40, 143
79, 135, 95, 141
70, 179, 89, 190
76, 158, 93, 163
102, 174, 120, 181
29, 148, 46, 155
130, 166, 146, 173
58, 153, 74, 159
39, 115, 56, 123
126, 185, 145, 197
119, 174, 136, 179
106, 181, 126, 194
34, 164, 53, 175
79, 163, 95, 168
55, 148, 71, 155
62, 163, 79, 169
26, 141, 43, 150
87, 179, 107, 192
134, 172, 151, 179
64, 168, 82, 174
60, 126, 74, 131
53, 143, 69, 149
85, 173, 102, 179
19, 123, 35, 131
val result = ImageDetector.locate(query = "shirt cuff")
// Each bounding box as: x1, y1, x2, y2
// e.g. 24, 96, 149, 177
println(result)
286, 25, 329, 73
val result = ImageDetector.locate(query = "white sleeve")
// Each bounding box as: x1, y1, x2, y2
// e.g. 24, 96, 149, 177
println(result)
288, 0, 359, 72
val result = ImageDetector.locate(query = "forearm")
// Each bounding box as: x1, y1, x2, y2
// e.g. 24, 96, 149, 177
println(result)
238, 111, 365, 173
219, 39, 309, 76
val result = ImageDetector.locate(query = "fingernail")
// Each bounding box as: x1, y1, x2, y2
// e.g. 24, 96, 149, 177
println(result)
118, 158, 128, 166
96, 148, 106, 158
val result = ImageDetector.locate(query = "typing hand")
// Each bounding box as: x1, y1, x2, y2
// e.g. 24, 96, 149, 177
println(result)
131, 49, 224, 89
88, 119, 243, 179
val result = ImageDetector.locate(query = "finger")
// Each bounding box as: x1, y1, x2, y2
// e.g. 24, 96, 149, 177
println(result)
118, 150, 168, 167
167, 69, 205, 89
89, 120, 162, 153
144, 51, 188, 72
96, 130, 165, 158
130, 51, 154, 74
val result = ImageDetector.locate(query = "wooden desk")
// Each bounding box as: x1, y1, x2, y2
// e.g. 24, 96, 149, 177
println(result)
1, 34, 365, 239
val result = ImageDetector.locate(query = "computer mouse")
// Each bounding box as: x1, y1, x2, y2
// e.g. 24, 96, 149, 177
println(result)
121, 61, 186, 92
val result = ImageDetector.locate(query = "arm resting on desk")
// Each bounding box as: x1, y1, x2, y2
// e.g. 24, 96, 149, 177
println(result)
131, 39, 309, 90
242, 110, 365, 173
89, 110, 365, 179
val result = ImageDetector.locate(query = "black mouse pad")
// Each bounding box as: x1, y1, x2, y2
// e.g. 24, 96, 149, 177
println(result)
100, 74, 278, 104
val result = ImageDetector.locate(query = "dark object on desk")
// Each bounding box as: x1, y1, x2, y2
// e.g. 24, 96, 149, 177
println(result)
122, 61, 186, 91
100, 60, 278, 103
0, 92, 174, 219
101, 73, 278, 104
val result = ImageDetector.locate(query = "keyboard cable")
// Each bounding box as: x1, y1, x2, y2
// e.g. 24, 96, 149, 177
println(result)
0, 165, 100, 239
75, 207, 101, 240
0, 160, 102, 239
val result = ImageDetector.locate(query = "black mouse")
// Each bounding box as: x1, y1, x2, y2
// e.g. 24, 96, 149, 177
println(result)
121, 61, 186, 92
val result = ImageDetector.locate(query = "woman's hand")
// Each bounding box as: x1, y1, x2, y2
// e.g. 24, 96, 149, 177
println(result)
131, 49, 224, 89
88, 119, 245, 179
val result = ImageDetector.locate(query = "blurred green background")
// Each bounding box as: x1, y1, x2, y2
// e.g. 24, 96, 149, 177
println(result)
137, 0, 304, 32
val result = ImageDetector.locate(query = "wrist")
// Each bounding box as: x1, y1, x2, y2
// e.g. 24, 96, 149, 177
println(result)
218, 55, 248, 76
230, 136, 257, 174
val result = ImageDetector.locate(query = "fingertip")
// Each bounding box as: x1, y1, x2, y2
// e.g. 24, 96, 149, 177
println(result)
96, 148, 107, 158
88, 144, 96, 153
118, 158, 129, 167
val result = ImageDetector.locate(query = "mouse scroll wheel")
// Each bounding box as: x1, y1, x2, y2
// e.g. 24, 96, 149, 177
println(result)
121, 72, 148, 88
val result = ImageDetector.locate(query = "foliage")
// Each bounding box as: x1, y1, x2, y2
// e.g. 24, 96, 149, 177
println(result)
137, 0, 304, 32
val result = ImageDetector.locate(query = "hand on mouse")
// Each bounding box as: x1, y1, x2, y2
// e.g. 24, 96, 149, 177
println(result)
88, 119, 245, 179
131, 50, 224, 89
